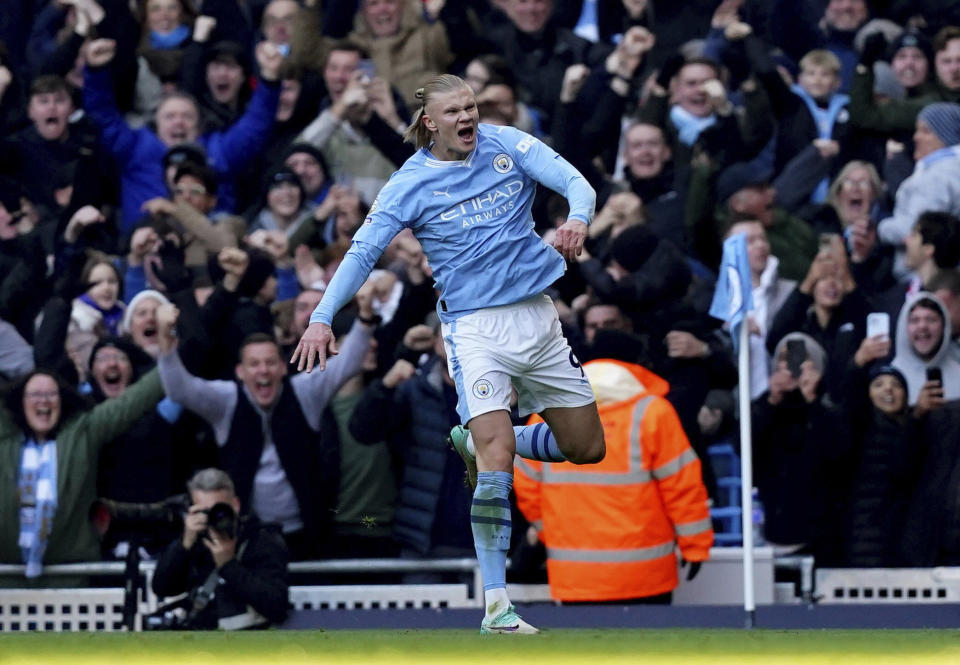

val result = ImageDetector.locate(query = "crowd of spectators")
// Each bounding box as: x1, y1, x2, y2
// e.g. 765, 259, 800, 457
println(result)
2, 0, 960, 591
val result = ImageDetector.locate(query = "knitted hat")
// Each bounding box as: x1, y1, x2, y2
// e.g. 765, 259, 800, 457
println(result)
162, 143, 207, 171
888, 29, 933, 64
283, 142, 329, 173
609, 225, 659, 272
265, 167, 306, 201
122, 290, 171, 334
867, 363, 907, 391
918, 103, 960, 147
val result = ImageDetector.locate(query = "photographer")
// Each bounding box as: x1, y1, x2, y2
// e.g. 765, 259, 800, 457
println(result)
151, 468, 289, 630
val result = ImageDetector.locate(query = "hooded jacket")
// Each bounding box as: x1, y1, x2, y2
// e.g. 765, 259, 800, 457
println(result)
891, 291, 960, 404
515, 359, 712, 602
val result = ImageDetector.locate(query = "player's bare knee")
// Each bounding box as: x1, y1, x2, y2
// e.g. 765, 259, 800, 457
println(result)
565, 432, 606, 465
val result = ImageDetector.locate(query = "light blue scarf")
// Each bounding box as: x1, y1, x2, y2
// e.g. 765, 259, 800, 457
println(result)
18, 438, 58, 578
669, 105, 717, 147
149, 24, 190, 50
791, 84, 849, 203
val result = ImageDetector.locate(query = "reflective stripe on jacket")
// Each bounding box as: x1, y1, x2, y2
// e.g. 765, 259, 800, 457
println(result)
514, 359, 713, 602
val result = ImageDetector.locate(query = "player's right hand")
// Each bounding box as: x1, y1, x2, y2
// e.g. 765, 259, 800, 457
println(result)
292, 321, 338, 373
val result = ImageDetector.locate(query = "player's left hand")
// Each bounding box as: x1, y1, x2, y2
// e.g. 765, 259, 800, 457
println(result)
553, 219, 587, 261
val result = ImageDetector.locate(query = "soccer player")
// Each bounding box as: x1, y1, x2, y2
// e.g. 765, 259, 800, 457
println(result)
291, 74, 605, 634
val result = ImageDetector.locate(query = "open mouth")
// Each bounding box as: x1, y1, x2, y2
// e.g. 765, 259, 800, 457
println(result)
457, 126, 476, 143
103, 370, 122, 386
142, 326, 157, 340
253, 378, 275, 400
847, 197, 865, 213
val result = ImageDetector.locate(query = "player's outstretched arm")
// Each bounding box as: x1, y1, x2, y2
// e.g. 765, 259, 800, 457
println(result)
291, 322, 338, 373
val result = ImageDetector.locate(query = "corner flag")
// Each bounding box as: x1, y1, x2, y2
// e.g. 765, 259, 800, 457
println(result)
709, 232, 753, 351
709, 231, 759, 628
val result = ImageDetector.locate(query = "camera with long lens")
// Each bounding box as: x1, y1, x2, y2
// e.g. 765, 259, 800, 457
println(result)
201, 502, 238, 541
90, 494, 191, 538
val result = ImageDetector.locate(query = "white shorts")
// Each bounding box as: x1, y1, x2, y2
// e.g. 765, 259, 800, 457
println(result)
441, 294, 596, 424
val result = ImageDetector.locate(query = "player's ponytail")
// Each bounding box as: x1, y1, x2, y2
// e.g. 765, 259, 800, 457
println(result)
402, 74, 472, 150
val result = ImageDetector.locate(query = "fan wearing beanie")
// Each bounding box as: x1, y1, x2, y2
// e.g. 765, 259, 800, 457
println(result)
917, 102, 960, 151
878, 102, 960, 278
248, 168, 315, 237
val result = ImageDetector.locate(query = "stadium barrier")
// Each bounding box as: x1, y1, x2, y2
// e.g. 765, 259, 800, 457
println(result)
816, 568, 960, 604
0, 551, 825, 632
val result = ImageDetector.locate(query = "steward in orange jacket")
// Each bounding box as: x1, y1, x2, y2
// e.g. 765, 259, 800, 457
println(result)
515, 359, 713, 602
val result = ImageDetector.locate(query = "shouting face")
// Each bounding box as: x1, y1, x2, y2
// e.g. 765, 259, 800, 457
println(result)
28, 89, 73, 142
91, 346, 133, 399
236, 341, 286, 407
155, 97, 199, 147
128, 296, 164, 357
22, 374, 61, 440
869, 373, 906, 414
423, 85, 479, 161
907, 303, 944, 360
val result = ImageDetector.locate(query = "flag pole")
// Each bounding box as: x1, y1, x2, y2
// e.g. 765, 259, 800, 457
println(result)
738, 319, 756, 629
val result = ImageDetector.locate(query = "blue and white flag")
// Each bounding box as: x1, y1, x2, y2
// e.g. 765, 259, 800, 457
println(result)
709, 232, 753, 351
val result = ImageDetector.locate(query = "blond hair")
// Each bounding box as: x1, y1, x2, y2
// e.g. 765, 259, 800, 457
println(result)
827, 160, 883, 213
799, 49, 842, 76
402, 74, 473, 149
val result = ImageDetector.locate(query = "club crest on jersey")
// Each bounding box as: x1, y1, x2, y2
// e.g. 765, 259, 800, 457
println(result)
473, 379, 493, 399
492, 153, 514, 174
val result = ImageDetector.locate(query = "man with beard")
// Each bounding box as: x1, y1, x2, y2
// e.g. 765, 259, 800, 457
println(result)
892, 292, 960, 407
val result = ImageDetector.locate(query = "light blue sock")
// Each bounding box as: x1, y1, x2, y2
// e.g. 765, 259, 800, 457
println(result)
471, 471, 513, 591
513, 423, 567, 462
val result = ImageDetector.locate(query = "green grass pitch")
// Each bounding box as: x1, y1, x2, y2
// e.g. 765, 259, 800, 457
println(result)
1, 629, 959, 664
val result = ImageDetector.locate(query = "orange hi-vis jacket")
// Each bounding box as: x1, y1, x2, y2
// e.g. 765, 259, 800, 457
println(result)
514, 359, 713, 602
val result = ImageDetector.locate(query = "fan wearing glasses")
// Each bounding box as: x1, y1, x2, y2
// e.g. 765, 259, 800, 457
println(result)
139, 162, 246, 273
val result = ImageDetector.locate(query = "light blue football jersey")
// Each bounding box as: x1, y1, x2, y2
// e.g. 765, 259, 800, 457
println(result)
311, 123, 595, 325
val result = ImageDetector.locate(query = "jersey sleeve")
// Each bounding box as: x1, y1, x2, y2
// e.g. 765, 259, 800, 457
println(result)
309, 184, 409, 326
500, 126, 596, 225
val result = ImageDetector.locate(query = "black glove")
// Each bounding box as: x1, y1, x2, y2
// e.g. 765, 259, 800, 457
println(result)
680, 558, 702, 581
860, 32, 887, 67
656, 54, 687, 89
150, 240, 192, 293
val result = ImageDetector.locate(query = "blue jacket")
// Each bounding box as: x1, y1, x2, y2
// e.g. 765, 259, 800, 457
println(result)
83, 66, 279, 232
